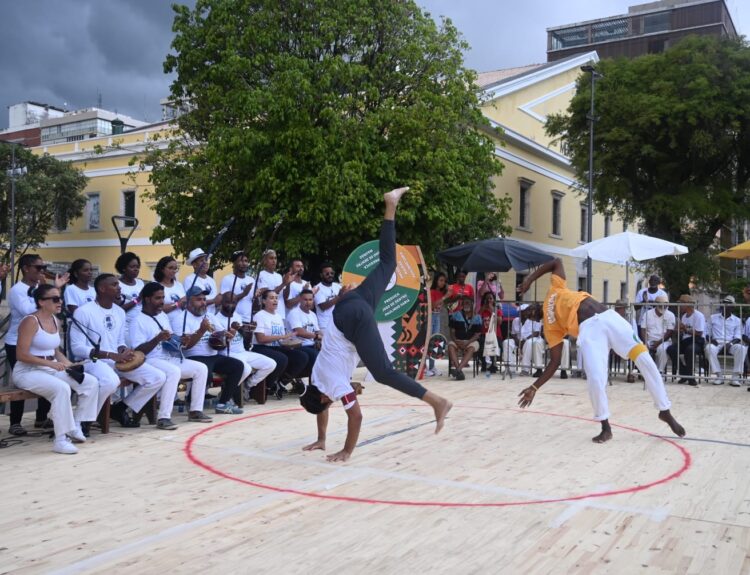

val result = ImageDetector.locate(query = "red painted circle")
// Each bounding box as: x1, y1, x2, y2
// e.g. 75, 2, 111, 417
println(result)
184, 404, 692, 508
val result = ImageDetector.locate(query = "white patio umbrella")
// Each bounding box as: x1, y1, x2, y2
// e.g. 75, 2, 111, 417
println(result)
571, 231, 688, 299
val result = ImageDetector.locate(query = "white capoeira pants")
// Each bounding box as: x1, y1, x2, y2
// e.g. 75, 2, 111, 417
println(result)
648, 341, 673, 372
84, 359, 167, 415
704, 342, 747, 376
577, 309, 671, 421
149, 357, 207, 415
502, 339, 517, 369
229, 350, 277, 387
560, 339, 571, 370
13, 362, 99, 438
521, 337, 545, 370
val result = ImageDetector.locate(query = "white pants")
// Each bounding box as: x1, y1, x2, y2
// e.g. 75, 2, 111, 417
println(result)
502, 340, 517, 370
650, 341, 672, 372
149, 357, 206, 415
705, 342, 747, 375
84, 359, 167, 414
560, 339, 571, 370
13, 362, 99, 438
577, 310, 671, 421
229, 350, 276, 387
521, 337, 544, 370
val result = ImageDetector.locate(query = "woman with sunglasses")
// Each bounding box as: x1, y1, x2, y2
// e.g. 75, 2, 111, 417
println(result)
154, 256, 186, 322
64, 259, 95, 315
13, 284, 99, 454
5, 254, 68, 436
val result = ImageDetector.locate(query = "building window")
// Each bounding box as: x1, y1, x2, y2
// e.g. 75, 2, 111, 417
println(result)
620, 281, 627, 300
592, 17, 629, 42
518, 179, 533, 230
648, 39, 665, 54
644, 12, 670, 34
85, 193, 100, 230
551, 191, 563, 237
122, 190, 136, 227
603, 280, 609, 304
580, 203, 589, 242
604, 215, 611, 238
577, 276, 586, 292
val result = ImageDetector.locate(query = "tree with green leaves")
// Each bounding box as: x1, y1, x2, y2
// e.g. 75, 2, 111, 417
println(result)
546, 36, 750, 297
0, 144, 88, 262
145, 0, 508, 269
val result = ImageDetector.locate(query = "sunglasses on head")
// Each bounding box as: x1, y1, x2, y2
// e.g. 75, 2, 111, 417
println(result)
40, 296, 62, 303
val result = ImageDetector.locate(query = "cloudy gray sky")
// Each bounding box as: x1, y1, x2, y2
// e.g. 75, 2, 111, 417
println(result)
0, 0, 747, 130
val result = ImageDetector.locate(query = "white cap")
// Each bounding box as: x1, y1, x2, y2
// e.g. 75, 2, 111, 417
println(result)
519, 304, 529, 311
186, 248, 207, 265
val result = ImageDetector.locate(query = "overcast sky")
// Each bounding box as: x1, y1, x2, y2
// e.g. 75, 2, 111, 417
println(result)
0, 0, 747, 130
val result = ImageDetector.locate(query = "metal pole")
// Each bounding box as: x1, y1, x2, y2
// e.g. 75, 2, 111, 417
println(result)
9, 143, 16, 282
586, 71, 596, 294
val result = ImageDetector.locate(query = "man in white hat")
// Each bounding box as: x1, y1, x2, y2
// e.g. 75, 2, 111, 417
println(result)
705, 295, 746, 385
639, 295, 676, 376
183, 248, 221, 315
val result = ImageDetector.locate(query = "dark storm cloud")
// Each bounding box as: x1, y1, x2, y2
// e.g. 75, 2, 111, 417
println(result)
0, 0, 747, 131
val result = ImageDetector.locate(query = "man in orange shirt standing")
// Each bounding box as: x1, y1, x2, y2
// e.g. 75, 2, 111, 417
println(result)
516, 258, 685, 443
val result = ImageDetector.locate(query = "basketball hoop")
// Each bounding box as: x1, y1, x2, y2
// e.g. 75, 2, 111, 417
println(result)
111, 216, 139, 254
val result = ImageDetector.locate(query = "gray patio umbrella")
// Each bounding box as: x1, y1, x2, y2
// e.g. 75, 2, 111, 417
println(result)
437, 238, 554, 272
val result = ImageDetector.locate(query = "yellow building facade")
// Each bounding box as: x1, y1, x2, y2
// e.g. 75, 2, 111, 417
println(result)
31, 50, 634, 300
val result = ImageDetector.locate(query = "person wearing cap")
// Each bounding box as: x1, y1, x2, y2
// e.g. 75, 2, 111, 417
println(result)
183, 248, 221, 315
639, 295, 676, 377
447, 295, 482, 380
668, 294, 705, 385
220, 250, 255, 324
706, 295, 746, 386
519, 304, 545, 377
516, 258, 685, 444
635, 274, 668, 323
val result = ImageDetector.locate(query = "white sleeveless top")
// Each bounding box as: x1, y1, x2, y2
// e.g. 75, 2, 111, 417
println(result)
28, 316, 61, 357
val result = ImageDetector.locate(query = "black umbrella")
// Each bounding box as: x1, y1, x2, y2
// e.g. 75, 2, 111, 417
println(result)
437, 238, 554, 272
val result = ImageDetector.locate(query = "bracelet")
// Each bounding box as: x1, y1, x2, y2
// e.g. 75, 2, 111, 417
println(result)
530, 383, 538, 392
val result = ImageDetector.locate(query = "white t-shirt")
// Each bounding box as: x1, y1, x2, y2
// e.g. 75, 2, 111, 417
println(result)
220, 273, 254, 323
127, 311, 172, 360
160, 280, 186, 324
252, 309, 286, 346
70, 301, 127, 359
284, 279, 305, 313
311, 321, 359, 409
314, 282, 341, 331
510, 317, 522, 338
64, 284, 95, 311
170, 309, 218, 357
6, 281, 37, 345
680, 310, 706, 340
639, 309, 676, 344
257, 270, 285, 318
183, 273, 219, 314
520, 319, 542, 341
286, 307, 319, 346
118, 278, 144, 323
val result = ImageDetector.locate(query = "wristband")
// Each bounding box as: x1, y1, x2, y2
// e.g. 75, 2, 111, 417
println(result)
530, 383, 538, 391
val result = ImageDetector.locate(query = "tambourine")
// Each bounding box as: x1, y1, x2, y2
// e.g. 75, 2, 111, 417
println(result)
208, 330, 229, 350
115, 350, 146, 372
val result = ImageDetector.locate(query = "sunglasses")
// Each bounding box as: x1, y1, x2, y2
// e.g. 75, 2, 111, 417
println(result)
40, 296, 62, 303
32, 265, 48, 271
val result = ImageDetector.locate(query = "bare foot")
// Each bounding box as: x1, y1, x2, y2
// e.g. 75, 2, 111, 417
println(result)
384, 186, 409, 206
433, 397, 453, 434
658, 410, 686, 437
592, 429, 613, 443
302, 440, 326, 451
326, 450, 351, 462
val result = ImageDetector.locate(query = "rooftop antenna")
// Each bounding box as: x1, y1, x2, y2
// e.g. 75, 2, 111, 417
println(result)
97, 89, 102, 109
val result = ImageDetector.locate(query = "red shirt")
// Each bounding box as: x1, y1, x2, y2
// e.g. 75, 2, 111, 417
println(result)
447, 283, 475, 313
430, 288, 447, 312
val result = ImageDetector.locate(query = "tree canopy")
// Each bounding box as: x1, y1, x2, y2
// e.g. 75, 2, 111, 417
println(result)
0, 144, 87, 262
546, 36, 750, 296
146, 0, 508, 269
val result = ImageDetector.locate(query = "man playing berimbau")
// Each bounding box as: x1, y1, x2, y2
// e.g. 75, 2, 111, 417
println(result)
516, 258, 685, 443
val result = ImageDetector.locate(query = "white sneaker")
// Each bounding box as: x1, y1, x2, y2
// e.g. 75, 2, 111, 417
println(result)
711, 374, 724, 385
433, 370, 444, 377
68, 427, 87, 443
729, 375, 742, 387
424, 369, 435, 377
53, 437, 79, 455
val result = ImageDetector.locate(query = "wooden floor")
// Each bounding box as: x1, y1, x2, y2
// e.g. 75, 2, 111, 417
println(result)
2, 365, 750, 575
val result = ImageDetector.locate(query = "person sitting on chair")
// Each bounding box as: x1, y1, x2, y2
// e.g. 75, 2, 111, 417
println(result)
447, 295, 482, 381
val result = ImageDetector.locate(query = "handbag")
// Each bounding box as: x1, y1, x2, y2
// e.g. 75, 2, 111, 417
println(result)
65, 364, 85, 384
483, 312, 500, 357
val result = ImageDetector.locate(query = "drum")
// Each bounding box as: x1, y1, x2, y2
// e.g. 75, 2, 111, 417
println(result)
280, 337, 302, 350
427, 334, 447, 360
115, 350, 146, 372
208, 330, 228, 350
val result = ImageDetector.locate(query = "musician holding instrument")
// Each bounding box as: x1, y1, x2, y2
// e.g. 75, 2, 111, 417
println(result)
184, 248, 221, 315
219, 250, 255, 323
13, 284, 99, 453
70, 274, 169, 429
127, 282, 213, 427
170, 287, 246, 415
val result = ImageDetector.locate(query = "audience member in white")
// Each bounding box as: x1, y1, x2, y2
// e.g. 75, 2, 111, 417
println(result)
170, 287, 246, 414
705, 295, 747, 386
154, 256, 186, 322
183, 248, 221, 315
314, 262, 344, 332
286, 288, 321, 373
215, 293, 277, 396
668, 294, 705, 386
256, 249, 295, 320
64, 259, 95, 315
282, 259, 308, 313
501, 307, 524, 374
635, 274, 668, 322
115, 251, 145, 324
219, 250, 255, 323
70, 274, 168, 429
639, 295, 676, 375
13, 284, 98, 454
520, 309, 544, 377
128, 282, 213, 426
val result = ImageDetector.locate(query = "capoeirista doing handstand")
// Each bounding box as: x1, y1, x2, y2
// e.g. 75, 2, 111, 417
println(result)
299, 186, 452, 462
516, 257, 685, 443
